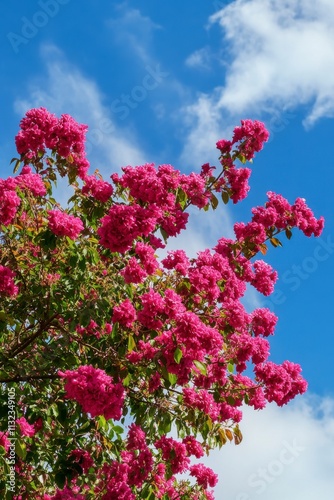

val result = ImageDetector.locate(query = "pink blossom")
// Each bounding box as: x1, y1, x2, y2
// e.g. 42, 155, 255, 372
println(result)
121, 257, 147, 284
48, 210, 84, 240
0, 265, 19, 297
15, 107, 58, 157
251, 308, 278, 336
135, 241, 159, 275
180, 172, 210, 208
216, 139, 232, 154
0, 432, 10, 452
226, 166, 251, 203
59, 365, 125, 420
0, 177, 21, 226
50, 487, 85, 500
16, 166, 47, 196
161, 249, 190, 275
82, 175, 113, 202
112, 299, 137, 328
190, 463, 218, 489
98, 204, 160, 253
155, 436, 190, 474
69, 449, 94, 472
292, 197, 324, 237
232, 119, 269, 160
16, 417, 35, 437
53, 113, 88, 157
251, 260, 278, 296
255, 360, 308, 406
183, 387, 220, 421
183, 436, 204, 458
137, 289, 165, 330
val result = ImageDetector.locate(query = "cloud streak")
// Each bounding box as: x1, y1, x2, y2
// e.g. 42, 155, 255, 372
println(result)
210, 0, 334, 128
14, 44, 148, 174
207, 394, 334, 499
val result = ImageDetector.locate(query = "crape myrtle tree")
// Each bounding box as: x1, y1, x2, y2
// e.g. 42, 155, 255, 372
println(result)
0, 108, 324, 499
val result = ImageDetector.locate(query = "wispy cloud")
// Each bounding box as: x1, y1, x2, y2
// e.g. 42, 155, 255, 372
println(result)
209, 0, 334, 128
14, 44, 148, 174
207, 394, 334, 498
185, 47, 212, 70
106, 4, 162, 67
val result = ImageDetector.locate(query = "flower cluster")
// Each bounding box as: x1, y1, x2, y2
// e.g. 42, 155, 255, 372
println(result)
16, 417, 36, 437
255, 361, 308, 406
0, 265, 19, 297
15, 107, 90, 178
0, 177, 21, 226
0, 112, 325, 499
58, 365, 125, 420
47, 210, 84, 240
81, 175, 113, 202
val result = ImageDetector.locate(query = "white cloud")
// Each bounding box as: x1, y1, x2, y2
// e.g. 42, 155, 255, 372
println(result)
185, 47, 212, 70
106, 4, 161, 67
206, 394, 334, 499
14, 44, 148, 175
209, 0, 334, 127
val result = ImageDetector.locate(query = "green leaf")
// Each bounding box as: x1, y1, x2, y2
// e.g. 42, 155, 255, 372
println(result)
128, 334, 136, 352
211, 193, 219, 210
221, 190, 230, 204
167, 372, 177, 386
15, 439, 27, 460
193, 360, 207, 376
227, 362, 234, 373
174, 347, 183, 364
160, 227, 169, 244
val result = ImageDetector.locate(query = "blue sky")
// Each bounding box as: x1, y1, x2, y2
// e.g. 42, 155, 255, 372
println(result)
1, 0, 334, 497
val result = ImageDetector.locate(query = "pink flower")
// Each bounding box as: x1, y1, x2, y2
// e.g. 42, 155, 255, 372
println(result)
255, 361, 308, 406
16, 417, 35, 437
48, 210, 84, 240
190, 463, 218, 489
82, 175, 113, 202
15, 107, 58, 156
50, 487, 85, 500
180, 172, 210, 209
182, 436, 204, 458
53, 114, 88, 157
135, 242, 159, 275
232, 119, 269, 160
0, 177, 21, 226
216, 139, 232, 153
162, 249, 190, 275
121, 257, 147, 284
16, 166, 47, 196
226, 166, 251, 203
155, 436, 190, 474
251, 260, 278, 296
98, 204, 160, 253
0, 265, 19, 297
69, 449, 94, 472
59, 365, 125, 420
251, 308, 278, 336
0, 432, 10, 452
112, 299, 137, 328
137, 289, 165, 330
